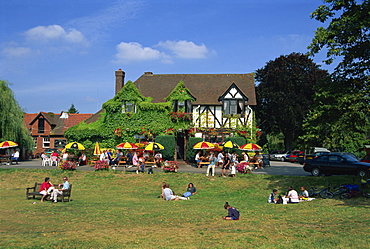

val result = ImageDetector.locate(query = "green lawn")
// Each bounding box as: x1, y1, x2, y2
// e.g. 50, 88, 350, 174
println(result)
0, 169, 369, 248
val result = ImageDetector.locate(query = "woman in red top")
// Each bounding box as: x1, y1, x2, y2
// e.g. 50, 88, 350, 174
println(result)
39, 177, 54, 202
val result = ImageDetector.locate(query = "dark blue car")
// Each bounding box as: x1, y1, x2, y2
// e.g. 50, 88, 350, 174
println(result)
303, 153, 370, 177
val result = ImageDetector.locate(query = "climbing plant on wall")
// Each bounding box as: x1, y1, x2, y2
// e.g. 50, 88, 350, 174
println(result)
65, 81, 194, 149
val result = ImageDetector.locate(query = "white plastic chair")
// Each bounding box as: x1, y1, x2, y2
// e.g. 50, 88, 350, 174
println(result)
50, 156, 59, 166
42, 157, 51, 166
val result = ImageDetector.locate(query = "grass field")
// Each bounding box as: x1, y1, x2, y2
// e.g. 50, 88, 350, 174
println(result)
1, 168, 369, 248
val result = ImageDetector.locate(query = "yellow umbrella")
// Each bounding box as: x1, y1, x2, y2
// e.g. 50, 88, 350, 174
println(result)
221, 141, 240, 149
145, 142, 164, 151
65, 142, 85, 150
240, 143, 262, 151
193, 141, 215, 150
93, 142, 101, 155
0, 141, 18, 148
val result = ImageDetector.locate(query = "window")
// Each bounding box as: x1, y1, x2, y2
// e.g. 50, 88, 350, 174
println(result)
43, 137, 50, 148
54, 139, 66, 148
38, 118, 45, 133
122, 101, 135, 113
173, 100, 192, 113
223, 100, 244, 115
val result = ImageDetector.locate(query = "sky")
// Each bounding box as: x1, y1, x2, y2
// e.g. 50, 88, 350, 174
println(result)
0, 0, 334, 114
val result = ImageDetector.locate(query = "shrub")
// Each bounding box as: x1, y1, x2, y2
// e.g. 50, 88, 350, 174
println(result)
155, 135, 175, 160
58, 161, 77, 171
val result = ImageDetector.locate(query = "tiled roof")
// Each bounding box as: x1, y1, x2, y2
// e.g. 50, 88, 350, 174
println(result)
24, 112, 93, 136
134, 73, 256, 105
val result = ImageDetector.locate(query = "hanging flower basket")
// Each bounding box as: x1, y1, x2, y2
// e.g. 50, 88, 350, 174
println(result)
58, 161, 77, 171
94, 160, 109, 171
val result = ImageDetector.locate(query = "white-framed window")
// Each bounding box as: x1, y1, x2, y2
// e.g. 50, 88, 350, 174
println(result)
223, 99, 244, 115
122, 101, 136, 113
173, 100, 192, 113
43, 137, 50, 148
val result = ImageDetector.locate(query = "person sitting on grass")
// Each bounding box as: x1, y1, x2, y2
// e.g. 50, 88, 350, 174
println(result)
268, 189, 280, 203
298, 186, 309, 200
183, 183, 197, 198
284, 186, 299, 204
222, 202, 240, 220
39, 177, 54, 202
163, 184, 188, 201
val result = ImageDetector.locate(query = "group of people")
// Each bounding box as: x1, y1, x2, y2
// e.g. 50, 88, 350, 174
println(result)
99, 149, 124, 166
40, 151, 87, 166
160, 181, 240, 220
268, 186, 309, 204
195, 150, 264, 177
39, 176, 70, 203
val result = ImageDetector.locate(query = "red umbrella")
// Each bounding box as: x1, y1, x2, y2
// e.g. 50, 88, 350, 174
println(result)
193, 141, 215, 150
0, 141, 18, 148
240, 143, 262, 151
116, 142, 138, 150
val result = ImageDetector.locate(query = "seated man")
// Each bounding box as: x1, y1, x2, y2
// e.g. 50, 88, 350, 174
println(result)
50, 176, 70, 203
11, 150, 19, 164
298, 186, 309, 200
78, 153, 87, 166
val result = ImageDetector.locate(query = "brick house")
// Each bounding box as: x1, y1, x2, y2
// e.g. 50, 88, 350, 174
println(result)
24, 111, 93, 156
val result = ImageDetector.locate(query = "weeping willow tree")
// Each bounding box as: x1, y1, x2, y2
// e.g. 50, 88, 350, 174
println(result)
0, 80, 34, 153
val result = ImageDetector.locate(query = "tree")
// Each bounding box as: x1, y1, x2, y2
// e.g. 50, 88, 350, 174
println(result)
308, 0, 370, 84
67, 104, 79, 114
304, 0, 370, 155
0, 80, 34, 153
255, 53, 329, 150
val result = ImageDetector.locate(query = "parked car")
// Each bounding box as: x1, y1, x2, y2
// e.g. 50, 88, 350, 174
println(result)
297, 151, 330, 165
303, 153, 370, 177
288, 151, 304, 163
269, 151, 290, 161
360, 154, 370, 163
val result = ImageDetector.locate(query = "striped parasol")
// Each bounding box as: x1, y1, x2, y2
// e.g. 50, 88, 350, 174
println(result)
240, 143, 262, 151
93, 142, 101, 155
221, 141, 240, 149
116, 142, 138, 150
144, 142, 164, 151
65, 142, 85, 150
193, 141, 215, 150
0, 141, 18, 148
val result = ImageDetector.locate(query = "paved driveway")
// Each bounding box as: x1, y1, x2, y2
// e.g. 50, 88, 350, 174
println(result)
1, 159, 310, 176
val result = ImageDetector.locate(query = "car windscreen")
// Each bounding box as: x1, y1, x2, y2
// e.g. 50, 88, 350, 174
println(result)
342, 154, 359, 162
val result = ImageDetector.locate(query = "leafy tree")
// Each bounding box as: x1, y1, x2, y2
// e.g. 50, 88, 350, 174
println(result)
67, 104, 79, 114
255, 53, 329, 151
0, 80, 34, 153
304, 0, 370, 155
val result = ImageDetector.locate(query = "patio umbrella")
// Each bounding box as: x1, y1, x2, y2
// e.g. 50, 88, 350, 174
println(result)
240, 143, 262, 151
221, 141, 240, 149
193, 141, 215, 150
93, 142, 101, 155
0, 141, 18, 148
116, 142, 138, 150
145, 142, 164, 151
65, 142, 85, 150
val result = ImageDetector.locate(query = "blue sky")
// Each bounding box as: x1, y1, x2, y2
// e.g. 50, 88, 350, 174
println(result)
0, 0, 333, 114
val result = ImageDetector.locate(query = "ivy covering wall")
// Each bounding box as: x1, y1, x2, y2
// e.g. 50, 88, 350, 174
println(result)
64, 81, 194, 150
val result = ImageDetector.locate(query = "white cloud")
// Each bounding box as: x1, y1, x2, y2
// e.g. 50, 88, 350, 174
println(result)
113, 42, 171, 64
24, 25, 85, 43
156, 40, 209, 59
2, 46, 32, 58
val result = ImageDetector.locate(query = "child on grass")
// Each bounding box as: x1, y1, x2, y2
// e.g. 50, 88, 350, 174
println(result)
222, 202, 240, 220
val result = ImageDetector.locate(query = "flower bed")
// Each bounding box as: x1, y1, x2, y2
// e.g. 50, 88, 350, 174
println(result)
58, 160, 77, 171
163, 161, 179, 173
94, 160, 109, 171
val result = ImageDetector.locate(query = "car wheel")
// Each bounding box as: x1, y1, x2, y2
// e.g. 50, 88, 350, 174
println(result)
311, 168, 321, 177
357, 170, 367, 177
281, 157, 285, 162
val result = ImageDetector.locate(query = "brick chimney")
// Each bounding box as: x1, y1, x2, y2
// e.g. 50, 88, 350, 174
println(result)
115, 69, 125, 95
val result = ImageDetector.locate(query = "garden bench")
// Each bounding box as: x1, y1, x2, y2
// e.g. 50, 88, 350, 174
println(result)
25, 182, 72, 202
